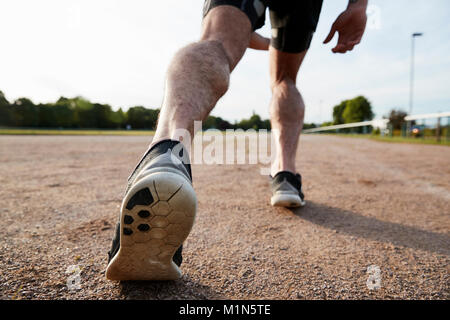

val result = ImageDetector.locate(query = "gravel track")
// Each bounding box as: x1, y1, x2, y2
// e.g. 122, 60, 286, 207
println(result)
0, 135, 448, 299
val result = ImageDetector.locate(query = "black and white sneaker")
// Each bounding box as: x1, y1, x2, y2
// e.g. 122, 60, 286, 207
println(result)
270, 171, 305, 207
106, 140, 197, 280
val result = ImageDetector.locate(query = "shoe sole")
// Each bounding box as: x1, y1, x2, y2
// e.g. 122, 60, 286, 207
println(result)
105, 171, 197, 281
271, 192, 305, 208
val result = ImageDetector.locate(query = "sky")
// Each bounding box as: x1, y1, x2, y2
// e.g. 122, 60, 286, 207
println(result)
0, 0, 449, 123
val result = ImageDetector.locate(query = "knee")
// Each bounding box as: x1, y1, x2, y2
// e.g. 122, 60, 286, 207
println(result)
270, 77, 299, 98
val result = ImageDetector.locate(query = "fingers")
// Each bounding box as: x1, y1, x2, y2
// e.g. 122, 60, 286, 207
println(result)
332, 43, 347, 53
323, 25, 337, 44
348, 35, 362, 46
332, 42, 354, 53
325, 23, 364, 53
332, 36, 361, 54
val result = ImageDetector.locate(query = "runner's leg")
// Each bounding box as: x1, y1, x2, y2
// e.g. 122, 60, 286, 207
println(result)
152, 6, 252, 145
269, 48, 307, 176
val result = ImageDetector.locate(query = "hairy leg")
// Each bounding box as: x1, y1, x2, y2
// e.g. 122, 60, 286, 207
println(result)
152, 6, 252, 146
269, 48, 307, 176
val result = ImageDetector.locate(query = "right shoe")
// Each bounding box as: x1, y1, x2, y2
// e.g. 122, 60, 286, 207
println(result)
270, 171, 305, 207
106, 140, 197, 281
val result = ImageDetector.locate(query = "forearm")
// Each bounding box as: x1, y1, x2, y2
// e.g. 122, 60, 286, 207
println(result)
249, 32, 270, 50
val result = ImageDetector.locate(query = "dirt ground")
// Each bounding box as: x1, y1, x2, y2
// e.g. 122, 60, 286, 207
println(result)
0, 134, 449, 300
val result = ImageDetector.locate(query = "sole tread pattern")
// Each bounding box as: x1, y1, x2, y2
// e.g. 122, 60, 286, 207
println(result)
106, 172, 196, 281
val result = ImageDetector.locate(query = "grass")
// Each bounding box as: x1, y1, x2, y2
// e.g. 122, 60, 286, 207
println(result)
371, 135, 450, 146
321, 133, 450, 146
1, 128, 449, 146
0, 128, 155, 136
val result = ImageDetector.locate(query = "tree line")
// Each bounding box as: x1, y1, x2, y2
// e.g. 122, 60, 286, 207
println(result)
0, 91, 272, 130
0, 90, 379, 131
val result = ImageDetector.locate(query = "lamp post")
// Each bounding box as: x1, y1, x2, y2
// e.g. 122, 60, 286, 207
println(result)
407, 32, 423, 136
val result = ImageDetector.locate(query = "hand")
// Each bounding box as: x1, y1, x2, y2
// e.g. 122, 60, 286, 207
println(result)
248, 32, 270, 51
323, 1, 368, 53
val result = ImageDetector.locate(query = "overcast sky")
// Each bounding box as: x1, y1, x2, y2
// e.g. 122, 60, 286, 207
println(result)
0, 0, 449, 123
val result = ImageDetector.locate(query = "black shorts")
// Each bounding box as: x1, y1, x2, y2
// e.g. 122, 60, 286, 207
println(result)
203, 0, 323, 53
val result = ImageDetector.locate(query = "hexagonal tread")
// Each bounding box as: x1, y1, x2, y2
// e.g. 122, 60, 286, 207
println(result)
138, 210, 151, 218
137, 224, 150, 232
124, 215, 134, 224
151, 216, 170, 228
152, 201, 172, 216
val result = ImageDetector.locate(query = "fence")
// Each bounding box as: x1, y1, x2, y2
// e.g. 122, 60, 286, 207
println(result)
402, 112, 450, 142
303, 111, 450, 142
302, 119, 388, 134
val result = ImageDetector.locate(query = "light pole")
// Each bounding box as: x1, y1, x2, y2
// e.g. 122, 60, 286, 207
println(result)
409, 32, 423, 116
407, 32, 423, 136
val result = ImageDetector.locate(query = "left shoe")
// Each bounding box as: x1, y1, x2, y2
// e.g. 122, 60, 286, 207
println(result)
270, 171, 305, 207
106, 140, 197, 281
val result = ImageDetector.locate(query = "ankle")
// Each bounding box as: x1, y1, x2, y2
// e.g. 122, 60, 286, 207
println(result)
271, 161, 296, 177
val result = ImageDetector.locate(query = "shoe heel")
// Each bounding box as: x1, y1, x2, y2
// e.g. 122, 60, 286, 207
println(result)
106, 171, 197, 280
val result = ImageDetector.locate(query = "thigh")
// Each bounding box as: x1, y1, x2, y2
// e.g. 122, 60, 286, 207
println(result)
203, 0, 267, 30
268, 0, 323, 54
201, 1, 264, 70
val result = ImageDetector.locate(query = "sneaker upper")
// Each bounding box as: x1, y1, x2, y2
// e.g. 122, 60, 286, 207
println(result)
126, 139, 192, 194
270, 171, 305, 201
107, 139, 192, 266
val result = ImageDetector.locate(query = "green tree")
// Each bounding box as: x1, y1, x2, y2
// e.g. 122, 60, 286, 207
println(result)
68, 97, 95, 128
235, 112, 270, 130
321, 121, 334, 127
54, 103, 76, 128
303, 123, 317, 129
51, 97, 81, 128
38, 104, 56, 127
127, 106, 159, 129
342, 96, 374, 123
109, 108, 127, 128
92, 103, 114, 128
387, 109, 407, 130
332, 96, 374, 125
332, 100, 348, 125
12, 98, 39, 127
0, 91, 8, 105
0, 91, 12, 126
203, 115, 233, 130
